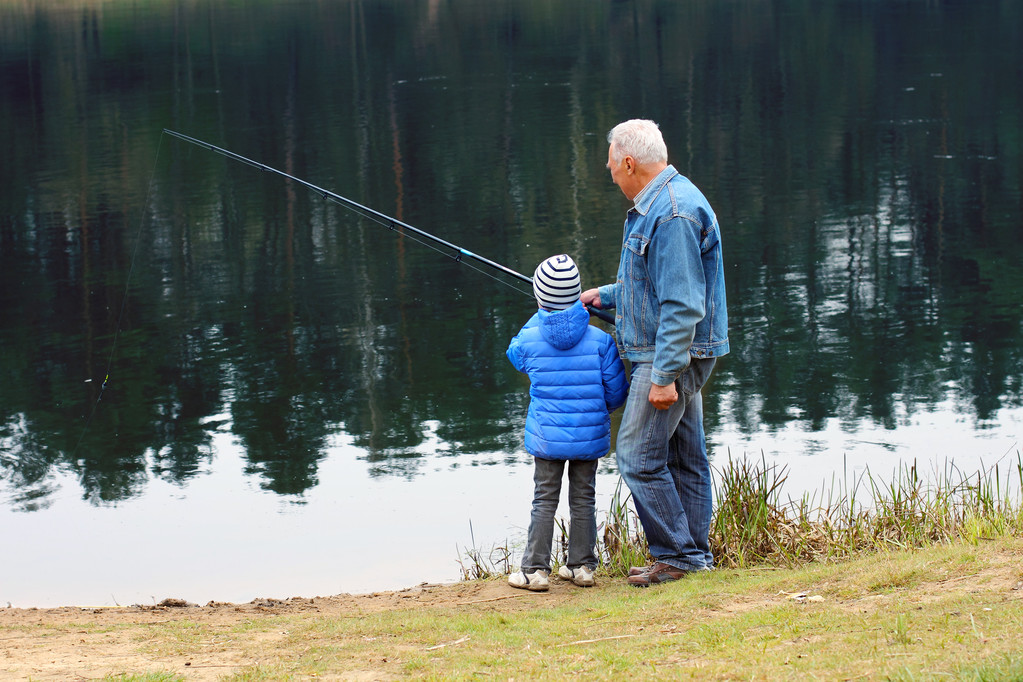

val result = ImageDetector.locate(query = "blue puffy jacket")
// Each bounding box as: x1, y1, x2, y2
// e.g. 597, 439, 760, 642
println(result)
506, 301, 629, 460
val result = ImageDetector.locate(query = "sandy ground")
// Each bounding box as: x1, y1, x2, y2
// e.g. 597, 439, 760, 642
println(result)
0, 577, 577, 680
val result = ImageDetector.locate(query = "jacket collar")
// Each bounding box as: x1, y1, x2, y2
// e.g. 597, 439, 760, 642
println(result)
630, 164, 679, 216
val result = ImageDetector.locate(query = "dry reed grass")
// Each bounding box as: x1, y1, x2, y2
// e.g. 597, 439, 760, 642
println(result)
461, 453, 1023, 579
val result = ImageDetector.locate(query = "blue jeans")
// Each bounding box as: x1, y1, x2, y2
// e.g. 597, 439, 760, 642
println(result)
616, 359, 716, 571
521, 457, 599, 574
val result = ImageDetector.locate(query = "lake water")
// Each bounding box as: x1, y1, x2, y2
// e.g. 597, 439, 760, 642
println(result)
1, 0, 1021, 607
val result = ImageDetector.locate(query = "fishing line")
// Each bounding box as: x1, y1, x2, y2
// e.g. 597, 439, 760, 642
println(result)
340, 204, 533, 299
70, 134, 166, 460
162, 128, 614, 322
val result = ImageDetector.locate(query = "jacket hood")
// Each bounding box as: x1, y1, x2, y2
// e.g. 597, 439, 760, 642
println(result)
537, 300, 590, 350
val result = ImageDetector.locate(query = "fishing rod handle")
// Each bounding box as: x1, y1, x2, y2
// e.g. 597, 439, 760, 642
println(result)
586, 306, 616, 324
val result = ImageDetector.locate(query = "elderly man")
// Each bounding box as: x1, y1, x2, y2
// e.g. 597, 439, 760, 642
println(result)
581, 119, 729, 586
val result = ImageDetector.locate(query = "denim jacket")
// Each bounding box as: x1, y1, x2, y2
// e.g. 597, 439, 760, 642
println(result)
597, 165, 729, 386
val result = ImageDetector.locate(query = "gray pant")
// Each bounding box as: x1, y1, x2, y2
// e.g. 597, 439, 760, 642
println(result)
520, 457, 599, 574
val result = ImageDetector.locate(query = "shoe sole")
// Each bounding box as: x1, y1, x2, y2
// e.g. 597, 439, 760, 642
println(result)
509, 582, 549, 592
558, 568, 595, 587
627, 572, 687, 587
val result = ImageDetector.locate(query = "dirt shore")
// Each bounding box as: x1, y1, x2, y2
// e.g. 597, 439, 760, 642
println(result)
0, 577, 575, 680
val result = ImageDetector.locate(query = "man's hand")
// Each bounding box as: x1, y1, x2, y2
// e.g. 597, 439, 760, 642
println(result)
648, 381, 678, 410
580, 288, 602, 308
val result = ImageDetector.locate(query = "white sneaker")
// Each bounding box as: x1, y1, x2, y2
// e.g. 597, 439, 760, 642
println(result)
508, 570, 549, 592
558, 565, 595, 587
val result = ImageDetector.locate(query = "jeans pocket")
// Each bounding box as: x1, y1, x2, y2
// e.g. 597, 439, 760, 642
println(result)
679, 358, 715, 400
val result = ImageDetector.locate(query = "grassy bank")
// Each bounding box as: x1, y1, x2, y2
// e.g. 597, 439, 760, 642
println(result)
55, 537, 1023, 680
3, 456, 1020, 681
326, 541, 1019, 681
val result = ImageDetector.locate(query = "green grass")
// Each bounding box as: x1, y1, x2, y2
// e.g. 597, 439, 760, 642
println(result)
209, 540, 1020, 680
709, 453, 1023, 568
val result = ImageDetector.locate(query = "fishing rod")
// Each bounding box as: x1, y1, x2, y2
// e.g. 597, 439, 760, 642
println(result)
162, 129, 615, 324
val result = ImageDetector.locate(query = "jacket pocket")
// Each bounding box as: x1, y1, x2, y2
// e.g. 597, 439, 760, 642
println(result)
624, 235, 649, 282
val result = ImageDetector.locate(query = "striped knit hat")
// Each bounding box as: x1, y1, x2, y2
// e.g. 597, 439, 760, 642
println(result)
533, 254, 581, 310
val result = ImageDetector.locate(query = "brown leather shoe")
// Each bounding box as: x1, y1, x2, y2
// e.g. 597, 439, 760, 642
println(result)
627, 562, 689, 587
628, 565, 652, 577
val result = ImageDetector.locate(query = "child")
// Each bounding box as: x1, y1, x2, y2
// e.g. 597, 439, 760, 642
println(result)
506, 254, 629, 591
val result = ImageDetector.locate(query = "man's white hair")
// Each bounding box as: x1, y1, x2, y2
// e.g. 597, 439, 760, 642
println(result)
607, 119, 668, 165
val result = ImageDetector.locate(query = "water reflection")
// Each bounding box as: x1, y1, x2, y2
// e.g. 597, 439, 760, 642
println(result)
1, 0, 1022, 603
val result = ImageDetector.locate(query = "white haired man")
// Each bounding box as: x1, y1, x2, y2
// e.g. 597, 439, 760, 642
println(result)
581, 119, 729, 586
